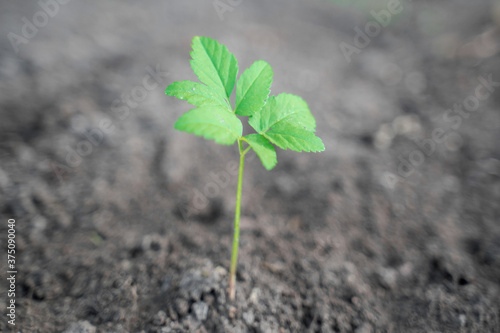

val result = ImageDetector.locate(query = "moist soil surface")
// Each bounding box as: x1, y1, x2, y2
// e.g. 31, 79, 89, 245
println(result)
1, 1, 500, 332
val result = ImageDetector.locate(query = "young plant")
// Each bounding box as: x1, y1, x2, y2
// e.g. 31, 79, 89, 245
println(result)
166, 36, 324, 300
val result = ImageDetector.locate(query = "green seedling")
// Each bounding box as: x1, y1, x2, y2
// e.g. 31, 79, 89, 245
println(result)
166, 36, 324, 300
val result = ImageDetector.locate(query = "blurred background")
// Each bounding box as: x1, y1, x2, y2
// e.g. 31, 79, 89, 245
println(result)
0, 0, 499, 332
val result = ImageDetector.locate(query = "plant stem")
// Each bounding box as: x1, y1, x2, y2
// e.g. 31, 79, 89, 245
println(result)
229, 139, 245, 301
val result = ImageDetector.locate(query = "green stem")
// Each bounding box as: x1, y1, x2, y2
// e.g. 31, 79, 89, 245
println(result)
229, 139, 245, 300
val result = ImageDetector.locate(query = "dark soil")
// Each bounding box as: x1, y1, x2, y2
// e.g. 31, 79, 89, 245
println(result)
1, 1, 500, 332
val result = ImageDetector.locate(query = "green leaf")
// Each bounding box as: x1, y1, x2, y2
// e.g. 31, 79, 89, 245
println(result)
244, 134, 277, 170
235, 60, 273, 116
165, 80, 230, 110
263, 122, 325, 152
174, 106, 242, 145
190, 36, 238, 100
249, 93, 317, 134
249, 94, 324, 152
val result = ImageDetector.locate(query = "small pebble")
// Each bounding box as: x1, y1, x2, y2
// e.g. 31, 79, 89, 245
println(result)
228, 306, 237, 319
249, 288, 261, 304
243, 311, 254, 325
175, 298, 189, 316
459, 314, 466, 327
192, 301, 209, 321
63, 321, 96, 333
153, 310, 167, 326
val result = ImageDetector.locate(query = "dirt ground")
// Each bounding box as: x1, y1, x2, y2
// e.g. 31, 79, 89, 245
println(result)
1, 1, 500, 332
